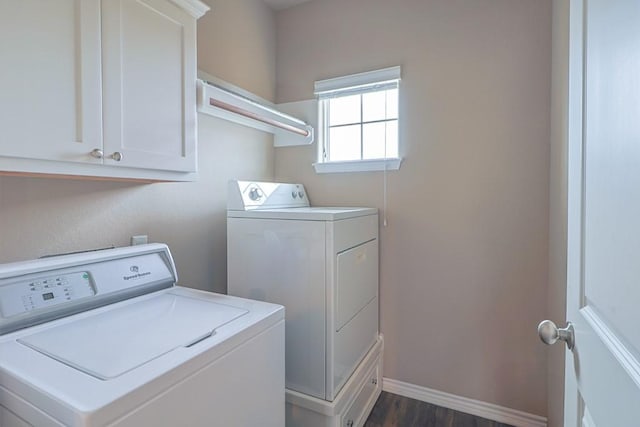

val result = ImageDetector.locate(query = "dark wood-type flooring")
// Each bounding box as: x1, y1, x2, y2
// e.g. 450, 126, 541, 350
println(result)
364, 392, 515, 427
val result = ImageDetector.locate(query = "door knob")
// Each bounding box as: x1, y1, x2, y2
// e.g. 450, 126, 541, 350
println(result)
538, 320, 574, 350
110, 151, 123, 162
90, 149, 104, 159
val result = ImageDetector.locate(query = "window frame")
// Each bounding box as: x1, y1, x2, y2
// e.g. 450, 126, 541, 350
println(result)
313, 66, 403, 174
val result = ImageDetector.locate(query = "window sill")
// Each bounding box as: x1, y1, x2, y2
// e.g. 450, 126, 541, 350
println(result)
313, 158, 403, 174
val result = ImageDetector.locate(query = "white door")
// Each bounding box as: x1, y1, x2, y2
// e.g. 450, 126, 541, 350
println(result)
561, 0, 640, 425
101, 0, 198, 172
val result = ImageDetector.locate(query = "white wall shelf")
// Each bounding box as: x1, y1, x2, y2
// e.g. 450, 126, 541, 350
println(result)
197, 75, 314, 146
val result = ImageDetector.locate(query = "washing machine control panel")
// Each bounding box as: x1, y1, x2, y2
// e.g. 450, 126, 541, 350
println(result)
0, 244, 177, 335
0, 271, 96, 318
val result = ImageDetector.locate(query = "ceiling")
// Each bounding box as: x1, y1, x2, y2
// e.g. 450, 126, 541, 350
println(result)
263, 0, 313, 11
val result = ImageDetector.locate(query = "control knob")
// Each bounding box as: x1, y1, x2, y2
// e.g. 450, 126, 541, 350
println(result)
248, 187, 263, 201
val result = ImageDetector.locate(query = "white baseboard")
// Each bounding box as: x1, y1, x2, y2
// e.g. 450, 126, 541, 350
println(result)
382, 377, 547, 427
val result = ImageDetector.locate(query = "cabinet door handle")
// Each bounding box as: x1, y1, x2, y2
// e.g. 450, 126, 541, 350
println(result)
90, 149, 104, 159
110, 152, 123, 162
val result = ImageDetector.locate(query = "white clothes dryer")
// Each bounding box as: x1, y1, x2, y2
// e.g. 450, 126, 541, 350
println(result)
0, 243, 284, 427
227, 180, 382, 427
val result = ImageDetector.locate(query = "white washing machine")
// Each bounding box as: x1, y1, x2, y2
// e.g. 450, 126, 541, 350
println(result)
227, 180, 382, 427
0, 243, 284, 427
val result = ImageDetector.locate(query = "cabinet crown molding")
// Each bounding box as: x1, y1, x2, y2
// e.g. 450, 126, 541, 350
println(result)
170, 0, 210, 18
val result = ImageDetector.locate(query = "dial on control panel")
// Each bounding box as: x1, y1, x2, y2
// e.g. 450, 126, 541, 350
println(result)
292, 187, 304, 200
248, 187, 263, 201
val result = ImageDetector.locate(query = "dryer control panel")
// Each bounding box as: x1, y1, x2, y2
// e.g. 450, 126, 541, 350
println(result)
227, 180, 310, 210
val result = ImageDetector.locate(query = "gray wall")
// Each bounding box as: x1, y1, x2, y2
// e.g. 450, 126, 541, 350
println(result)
199, 0, 277, 102
273, 0, 551, 416
0, 0, 276, 294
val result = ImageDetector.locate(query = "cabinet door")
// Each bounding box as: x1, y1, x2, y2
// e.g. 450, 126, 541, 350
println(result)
0, 0, 102, 164
102, 0, 197, 172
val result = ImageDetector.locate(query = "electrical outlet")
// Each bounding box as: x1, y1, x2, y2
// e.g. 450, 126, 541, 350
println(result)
130, 235, 148, 246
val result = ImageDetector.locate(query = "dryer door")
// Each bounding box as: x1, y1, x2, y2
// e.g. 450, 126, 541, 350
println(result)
331, 238, 379, 399
335, 239, 378, 332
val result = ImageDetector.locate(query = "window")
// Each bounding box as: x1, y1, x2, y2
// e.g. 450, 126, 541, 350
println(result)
314, 66, 403, 173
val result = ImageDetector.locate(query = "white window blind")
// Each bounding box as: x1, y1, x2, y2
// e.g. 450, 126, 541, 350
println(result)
314, 66, 401, 98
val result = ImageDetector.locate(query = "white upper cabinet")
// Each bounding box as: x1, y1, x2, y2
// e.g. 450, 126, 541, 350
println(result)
0, 0, 102, 164
0, 0, 208, 181
102, 0, 199, 172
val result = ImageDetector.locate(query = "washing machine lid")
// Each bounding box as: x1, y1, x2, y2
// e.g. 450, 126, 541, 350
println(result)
17, 293, 248, 380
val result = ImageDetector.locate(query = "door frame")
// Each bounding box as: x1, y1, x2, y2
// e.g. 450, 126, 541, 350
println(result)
563, 0, 583, 425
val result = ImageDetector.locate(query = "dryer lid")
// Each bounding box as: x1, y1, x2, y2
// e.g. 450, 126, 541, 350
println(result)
17, 292, 248, 379
227, 206, 378, 221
